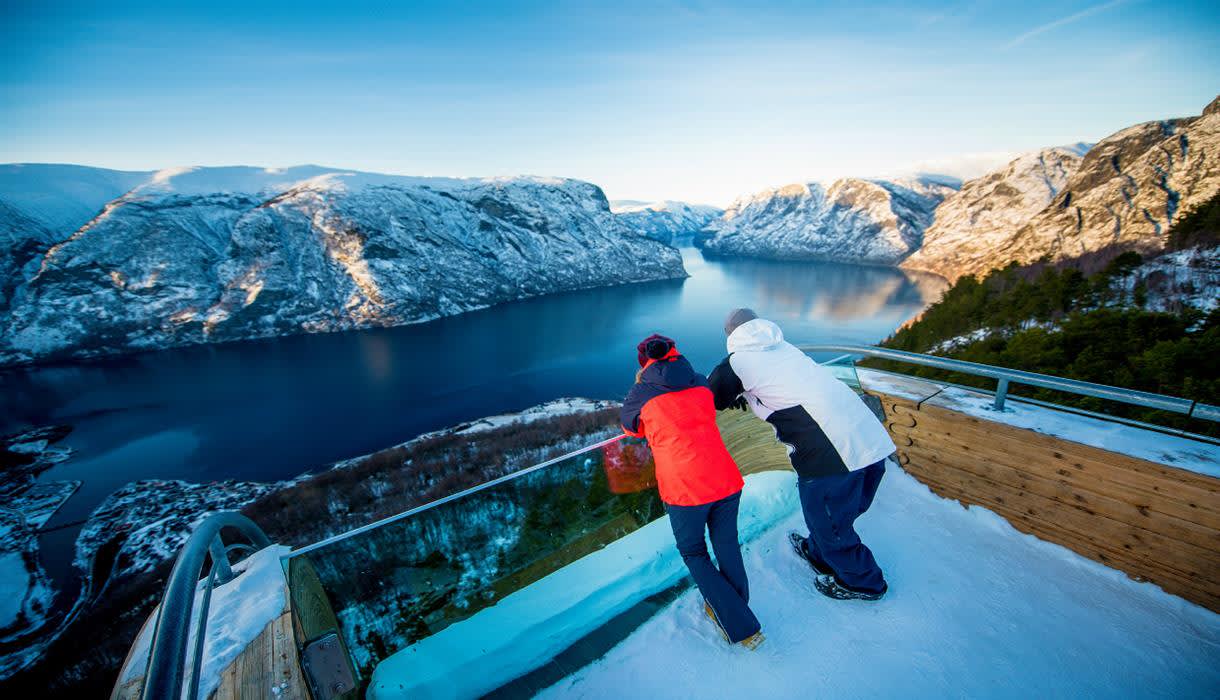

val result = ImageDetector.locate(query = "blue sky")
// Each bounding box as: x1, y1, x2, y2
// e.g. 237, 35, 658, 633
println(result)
2, 1, 1218, 205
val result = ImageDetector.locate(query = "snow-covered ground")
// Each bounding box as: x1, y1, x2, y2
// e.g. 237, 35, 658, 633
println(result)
539, 464, 1220, 699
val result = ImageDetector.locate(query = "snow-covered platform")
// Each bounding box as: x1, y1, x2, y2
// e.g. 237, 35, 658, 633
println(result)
539, 466, 1220, 699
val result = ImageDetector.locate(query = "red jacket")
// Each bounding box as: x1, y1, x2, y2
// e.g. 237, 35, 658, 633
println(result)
621, 349, 743, 506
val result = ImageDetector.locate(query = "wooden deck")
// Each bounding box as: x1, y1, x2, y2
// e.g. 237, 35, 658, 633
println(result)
870, 387, 1220, 611
209, 610, 309, 700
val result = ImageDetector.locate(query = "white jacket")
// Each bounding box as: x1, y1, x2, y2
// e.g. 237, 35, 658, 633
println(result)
712, 318, 895, 474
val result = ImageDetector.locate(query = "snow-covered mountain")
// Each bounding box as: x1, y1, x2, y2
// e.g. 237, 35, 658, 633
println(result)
610, 200, 722, 244
901, 144, 1091, 281
0, 165, 685, 365
699, 176, 961, 265
992, 97, 1220, 274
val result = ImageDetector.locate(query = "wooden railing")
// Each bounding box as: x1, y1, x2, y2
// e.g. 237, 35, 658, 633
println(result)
871, 387, 1220, 611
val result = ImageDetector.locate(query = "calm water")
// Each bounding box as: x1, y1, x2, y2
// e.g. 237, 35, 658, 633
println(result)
1, 248, 945, 582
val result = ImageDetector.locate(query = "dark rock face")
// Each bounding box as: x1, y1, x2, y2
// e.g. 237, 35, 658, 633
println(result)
0, 167, 685, 366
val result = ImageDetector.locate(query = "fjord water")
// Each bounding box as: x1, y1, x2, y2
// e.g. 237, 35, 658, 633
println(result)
1, 248, 945, 580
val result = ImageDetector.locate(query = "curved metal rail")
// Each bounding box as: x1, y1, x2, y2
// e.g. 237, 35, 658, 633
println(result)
141, 511, 272, 700
800, 343, 1219, 421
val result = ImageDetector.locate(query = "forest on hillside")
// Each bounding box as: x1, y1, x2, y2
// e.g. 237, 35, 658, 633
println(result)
868, 194, 1220, 437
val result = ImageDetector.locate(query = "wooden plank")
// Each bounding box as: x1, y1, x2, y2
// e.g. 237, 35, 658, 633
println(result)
891, 416, 1220, 529
899, 458, 1220, 581
904, 465, 1220, 610
109, 609, 157, 700
918, 401, 1220, 495
902, 428, 1220, 532
901, 439, 1220, 553
270, 612, 308, 699
901, 453, 1220, 578
209, 610, 311, 700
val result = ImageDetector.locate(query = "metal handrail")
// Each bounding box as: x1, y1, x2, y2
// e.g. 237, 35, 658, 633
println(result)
141, 511, 272, 700
284, 432, 627, 560
800, 343, 1219, 420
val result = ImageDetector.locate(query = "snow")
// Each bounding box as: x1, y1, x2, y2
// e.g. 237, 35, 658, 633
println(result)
0, 163, 152, 236
858, 369, 1220, 480
113, 544, 290, 700
855, 369, 944, 404
445, 398, 617, 437
901, 145, 1085, 282
610, 199, 722, 243
1124, 246, 1220, 314
0, 552, 32, 630
367, 471, 800, 700
2, 164, 685, 366
702, 176, 958, 265
540, 464, 1220, 699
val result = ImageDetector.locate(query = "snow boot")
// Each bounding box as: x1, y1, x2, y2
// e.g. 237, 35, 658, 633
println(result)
739, 630, 766, 651
813, 574, 887, 601
705, 600, 764, 650
703, 600, 729, 643
788, 531, 833, 576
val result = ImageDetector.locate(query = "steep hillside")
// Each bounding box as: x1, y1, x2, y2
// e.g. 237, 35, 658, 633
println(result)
985, 97, 1220, 278
611, 200, 722, 244
872, 193, 1220, 435
699, 176, 960, 265
0, 166, 685, 366
901, 145, 1090, 281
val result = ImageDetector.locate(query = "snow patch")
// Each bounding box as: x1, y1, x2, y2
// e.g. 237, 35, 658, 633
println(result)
541, 465, 1220, 698
114, 545, 290, 700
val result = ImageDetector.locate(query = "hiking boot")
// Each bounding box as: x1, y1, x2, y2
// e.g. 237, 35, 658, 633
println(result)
739, 630, 766, 651
788, 531, 833, 576
703, 600, 729, 642
813, 574, 888, 601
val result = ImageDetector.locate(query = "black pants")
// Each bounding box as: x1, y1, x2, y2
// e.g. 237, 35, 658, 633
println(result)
666, 491, 761, 642
796, 460, 887, 593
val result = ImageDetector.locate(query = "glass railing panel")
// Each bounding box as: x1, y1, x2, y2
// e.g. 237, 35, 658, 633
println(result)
821, 353, 863, 392
285, 436, 661, 684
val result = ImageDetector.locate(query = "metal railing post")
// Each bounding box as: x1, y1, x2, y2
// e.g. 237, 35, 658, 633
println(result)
993, 378, 1010, 411
208, 536, 234, 585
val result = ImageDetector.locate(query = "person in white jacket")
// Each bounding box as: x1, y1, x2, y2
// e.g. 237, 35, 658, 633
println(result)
709, 308, 895, 600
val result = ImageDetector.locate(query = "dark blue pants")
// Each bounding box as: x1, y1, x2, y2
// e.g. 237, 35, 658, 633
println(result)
797, 460, 887, 593
666, 491, 761, 642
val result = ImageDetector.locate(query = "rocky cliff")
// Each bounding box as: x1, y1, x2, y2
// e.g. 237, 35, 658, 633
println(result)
699, 176, 960, 265
991, 98, 1220, 275
0, 166, 685, 365
901, 145, 1090, 281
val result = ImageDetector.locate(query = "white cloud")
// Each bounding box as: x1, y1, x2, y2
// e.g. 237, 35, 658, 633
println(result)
1004, 0, 1134, 49
887, 151, 1019, 181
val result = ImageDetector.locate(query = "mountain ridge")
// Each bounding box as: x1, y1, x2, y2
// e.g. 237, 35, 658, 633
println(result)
0, 165, 685, 366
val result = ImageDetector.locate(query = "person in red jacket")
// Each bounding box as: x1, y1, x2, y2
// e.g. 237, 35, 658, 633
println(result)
621, 333, 764, 649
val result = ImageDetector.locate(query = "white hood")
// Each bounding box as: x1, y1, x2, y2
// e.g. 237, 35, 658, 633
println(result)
727, 318, 785, 353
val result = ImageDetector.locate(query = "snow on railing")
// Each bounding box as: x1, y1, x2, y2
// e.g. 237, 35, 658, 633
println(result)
800, 343, 1220, 422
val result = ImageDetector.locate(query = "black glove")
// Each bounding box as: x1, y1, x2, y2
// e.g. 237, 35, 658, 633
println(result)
732, 395, 749, 412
